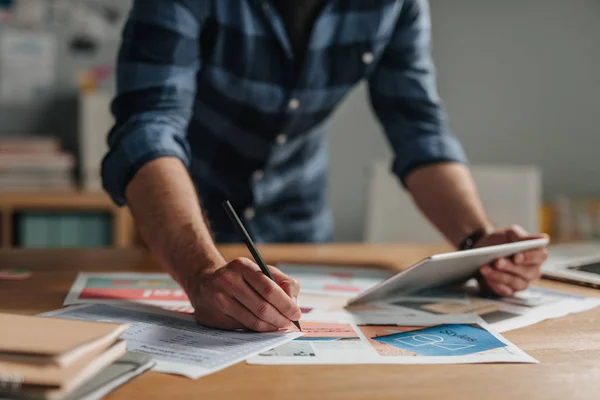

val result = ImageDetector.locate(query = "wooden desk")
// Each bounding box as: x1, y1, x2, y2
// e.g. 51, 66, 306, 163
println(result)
1, 245, 599, 400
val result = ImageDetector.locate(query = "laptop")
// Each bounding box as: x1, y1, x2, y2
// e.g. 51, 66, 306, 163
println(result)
542, 242, 600, 289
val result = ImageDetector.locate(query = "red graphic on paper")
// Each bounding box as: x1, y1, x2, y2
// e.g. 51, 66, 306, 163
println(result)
323, 285, 361, 293
112, 280, 135, 285
80, 288, 190, 301
329, 272, 354, 278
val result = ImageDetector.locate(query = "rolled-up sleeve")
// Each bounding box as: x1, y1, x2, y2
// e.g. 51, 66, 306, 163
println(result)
101, 0, 205, 205
368, 0, 468, 184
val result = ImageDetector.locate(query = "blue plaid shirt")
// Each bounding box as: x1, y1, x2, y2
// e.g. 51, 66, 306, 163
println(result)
102, 0, 468, 243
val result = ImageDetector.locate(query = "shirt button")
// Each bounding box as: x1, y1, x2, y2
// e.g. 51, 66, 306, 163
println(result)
252, 170, 264, 181
362, 52, 374, 65
244, 208, 256, 220
288, 98, 300, 110
275, 134, 288, 145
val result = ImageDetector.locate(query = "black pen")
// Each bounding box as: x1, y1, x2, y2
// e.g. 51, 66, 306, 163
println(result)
222, 200, 302, 331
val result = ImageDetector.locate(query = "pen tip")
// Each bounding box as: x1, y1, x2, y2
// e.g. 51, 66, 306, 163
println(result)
293, 321, 302, 331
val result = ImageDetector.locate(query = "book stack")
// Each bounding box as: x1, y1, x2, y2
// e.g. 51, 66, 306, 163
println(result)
0, 137, 75, 190
0, 313, 147, 400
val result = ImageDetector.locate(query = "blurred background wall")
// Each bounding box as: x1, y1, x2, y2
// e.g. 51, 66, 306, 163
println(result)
0, 0, 598, 246
329, 0, 600, 241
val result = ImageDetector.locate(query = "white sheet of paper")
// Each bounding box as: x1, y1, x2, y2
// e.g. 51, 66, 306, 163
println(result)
248, 312, 536, 365
382, 286, 600, 333
42, 304, 302, 379
0, 29, 56, 105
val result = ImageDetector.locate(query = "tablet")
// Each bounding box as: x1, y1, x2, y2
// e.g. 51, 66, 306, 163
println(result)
346, 238, 549, 305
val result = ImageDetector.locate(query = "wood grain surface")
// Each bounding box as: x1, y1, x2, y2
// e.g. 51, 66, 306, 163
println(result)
1, 245, 598, 400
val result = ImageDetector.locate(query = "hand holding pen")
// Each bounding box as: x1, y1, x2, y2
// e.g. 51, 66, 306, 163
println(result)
182, 202, 302, 332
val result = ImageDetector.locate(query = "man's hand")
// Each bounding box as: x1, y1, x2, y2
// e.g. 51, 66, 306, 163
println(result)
184, 257, 302, 332
476, 225, 549, 297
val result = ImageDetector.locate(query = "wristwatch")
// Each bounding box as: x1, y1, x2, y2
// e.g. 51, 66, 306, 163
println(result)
458, 228, 489, 251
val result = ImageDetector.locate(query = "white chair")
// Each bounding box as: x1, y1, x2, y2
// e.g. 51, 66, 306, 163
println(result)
364, 160, 541, 243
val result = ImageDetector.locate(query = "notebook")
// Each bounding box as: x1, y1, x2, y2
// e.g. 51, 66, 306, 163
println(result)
0, 341, 127, 400
0, 313, 128, 367
63, 352, 154, 400
0, 352, 154, 400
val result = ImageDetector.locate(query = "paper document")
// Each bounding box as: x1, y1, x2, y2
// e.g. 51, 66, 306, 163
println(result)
42, 304, 301, 379
64, 273, 194, 314
277, 264, 393, 297
64, 270, 392, 315
64, 273, 598, 334
382, 286, 600, 333
248, 312, 536, 365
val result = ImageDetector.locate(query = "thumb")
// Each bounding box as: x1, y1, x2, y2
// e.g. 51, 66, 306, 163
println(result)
506, 225, 548, 243
268, 266, 300, 300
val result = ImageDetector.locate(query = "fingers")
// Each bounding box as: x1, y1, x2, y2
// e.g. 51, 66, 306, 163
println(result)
242, 267, 302, 321
268, 266, 300, 300
512, 248, 548, 266
480, 264, 529, 293
505, 224, 528, 241
494, 258, 542, 281
484, 280, 515, 297
194, 307, 244, 331
229, 276, 293, 328
506, 225, 549, 243
477, 271, 514, 297
213, 257, 301, 327
211, 258, 293, 329
217, 294, 279, 332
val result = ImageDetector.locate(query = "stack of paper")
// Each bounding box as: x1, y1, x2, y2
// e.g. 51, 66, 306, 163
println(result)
43, 304, 303, 380
248, 313, 538, 365
0, 313, 129, 400
59, 269, 599, 371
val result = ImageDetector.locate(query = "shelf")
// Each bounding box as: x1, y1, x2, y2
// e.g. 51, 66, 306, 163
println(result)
0, 190, 120, 209
0, 190, 136, 249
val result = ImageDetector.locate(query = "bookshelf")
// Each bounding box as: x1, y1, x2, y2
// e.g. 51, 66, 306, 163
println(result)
0, 191, 136, 248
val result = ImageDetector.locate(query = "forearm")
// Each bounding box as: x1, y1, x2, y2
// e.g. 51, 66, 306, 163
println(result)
125, 157, 225, 287
404, 162, 494, 247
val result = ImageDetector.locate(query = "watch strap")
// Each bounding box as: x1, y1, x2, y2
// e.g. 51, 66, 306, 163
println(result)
458, 228, 489, 251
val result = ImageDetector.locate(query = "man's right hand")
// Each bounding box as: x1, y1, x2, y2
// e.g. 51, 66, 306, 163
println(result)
184, 257, 302, 332
125, 159, 301, 332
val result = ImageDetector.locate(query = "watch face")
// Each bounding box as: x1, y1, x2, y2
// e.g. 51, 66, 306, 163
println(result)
460, 229, 488, 251
462, 238, 475, 250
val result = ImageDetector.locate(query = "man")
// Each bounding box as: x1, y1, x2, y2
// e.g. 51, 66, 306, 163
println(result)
102, 0, 548, 332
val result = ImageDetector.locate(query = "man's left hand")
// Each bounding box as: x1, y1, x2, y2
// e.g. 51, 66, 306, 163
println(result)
475, 225, 549, 297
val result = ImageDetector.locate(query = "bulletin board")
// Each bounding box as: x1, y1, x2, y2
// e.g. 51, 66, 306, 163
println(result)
0, 0, 131, 145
